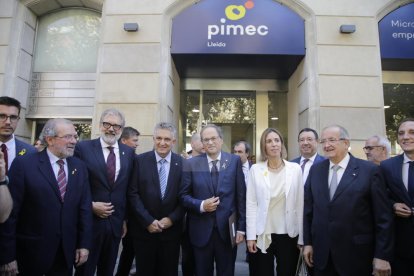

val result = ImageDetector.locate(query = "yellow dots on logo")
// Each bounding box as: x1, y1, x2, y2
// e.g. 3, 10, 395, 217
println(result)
225, 5, 246, 21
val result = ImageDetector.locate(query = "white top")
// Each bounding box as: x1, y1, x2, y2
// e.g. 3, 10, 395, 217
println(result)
257, 167, 287, 252
0, 135, 16, 170
155, 150, 172, 183
100, 138, 120, 181
328, 153, 350, 187
47, 148, 68, 182
300, 153, 318, 184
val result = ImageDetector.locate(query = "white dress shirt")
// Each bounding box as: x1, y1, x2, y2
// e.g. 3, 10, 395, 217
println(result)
300, 153, 318, 184
100, 138, 121, 181
0, 135, 16, 170
328, 153, 350, 187
155, 150, 172, 183
47, 149, 68, 182
402, 154, 414, 190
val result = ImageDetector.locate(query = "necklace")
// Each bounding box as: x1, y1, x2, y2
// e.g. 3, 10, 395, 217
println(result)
267, 160, 284, 170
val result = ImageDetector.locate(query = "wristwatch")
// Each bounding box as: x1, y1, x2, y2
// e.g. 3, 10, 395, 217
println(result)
0, 176, 9, 186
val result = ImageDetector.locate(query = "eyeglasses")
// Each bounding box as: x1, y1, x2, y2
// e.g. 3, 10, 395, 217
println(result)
319, 138, 346, 145
0, 114, 20, 123
102, 122, 122, 131
202, 136, 219, 144
55, 134, 79, 141
363, 146, 383, 151
299, 138, 316, 143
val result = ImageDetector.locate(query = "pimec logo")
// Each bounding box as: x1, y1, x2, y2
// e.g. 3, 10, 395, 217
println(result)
207, 0, 269, 47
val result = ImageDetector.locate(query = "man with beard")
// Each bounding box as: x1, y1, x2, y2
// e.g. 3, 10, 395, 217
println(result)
0, 118, 92, 275
75, 109, 136, 276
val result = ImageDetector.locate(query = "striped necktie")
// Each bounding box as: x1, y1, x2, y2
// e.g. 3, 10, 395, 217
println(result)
159, 159, 167, 199
56, 159, 67, 201
329, 165, 341, 200
107, 146, 116, 187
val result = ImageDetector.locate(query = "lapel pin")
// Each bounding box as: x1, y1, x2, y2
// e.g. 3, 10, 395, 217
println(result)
122, 151, 125, 155
72, 168, 77, 175
175, 163, 178, 166
352, 173, 356, 176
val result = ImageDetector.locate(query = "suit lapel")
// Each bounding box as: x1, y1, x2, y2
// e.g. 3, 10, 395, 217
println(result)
199, 154, 214, 195
332, 156, 358, 201
164, 153, 180, 199
92, 139, 111, 190
115, 144, 128, 188
38, 151, 62, 201
392, 155, 411, 204
151, 152, 163, 199
65, 157, 77, 200
284, 162, 293, 197
318, 160, 330, 201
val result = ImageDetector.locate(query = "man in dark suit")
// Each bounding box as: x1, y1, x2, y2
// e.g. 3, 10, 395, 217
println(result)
303, 124, 393, 276
75, 109, 135, 276
128, 122, 184, 275
380, 118, 414, 275
180, 124, 246, 276
0, 97, 36, 172
291, 128, 325, 184
0, 118, 92, 275
115, 126, 140, 276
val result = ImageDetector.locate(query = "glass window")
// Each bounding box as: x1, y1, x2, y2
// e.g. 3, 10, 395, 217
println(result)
33, 9, 101, 72
384, 83, 414, 155
268, 91, 288, 148
35, 121, 92, 141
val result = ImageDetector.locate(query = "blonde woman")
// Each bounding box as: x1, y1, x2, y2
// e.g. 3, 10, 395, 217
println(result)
246, 128, 303, 276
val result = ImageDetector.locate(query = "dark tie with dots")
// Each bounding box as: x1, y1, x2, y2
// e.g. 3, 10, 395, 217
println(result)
107, 146, 116, 187
408, 161, 414, 201
211, 160, 219, 194
1, 144, 8, 175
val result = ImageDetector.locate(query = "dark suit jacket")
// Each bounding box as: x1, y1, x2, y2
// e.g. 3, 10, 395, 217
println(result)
128, 151, 184, 241
381, 154, 414, 258
14, 139, 36, 158
304, 155, 393, 274
291, 153, 325, 166
180, 152, 246, 247
75, 139, 135, 238
0, 150, 92, 274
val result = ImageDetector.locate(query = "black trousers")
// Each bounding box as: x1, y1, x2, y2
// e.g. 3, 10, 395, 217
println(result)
249, 234, 299, 276
115, 230, 135, 276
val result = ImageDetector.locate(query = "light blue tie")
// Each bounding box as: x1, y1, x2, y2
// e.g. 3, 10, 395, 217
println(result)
329, 165, 341, 200
159, 159, 167, 199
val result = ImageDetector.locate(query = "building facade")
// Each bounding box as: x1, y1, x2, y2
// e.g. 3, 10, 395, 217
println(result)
0, 0, 413, 159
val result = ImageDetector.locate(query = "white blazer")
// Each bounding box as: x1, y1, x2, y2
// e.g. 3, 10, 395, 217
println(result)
246, 160, 303, 244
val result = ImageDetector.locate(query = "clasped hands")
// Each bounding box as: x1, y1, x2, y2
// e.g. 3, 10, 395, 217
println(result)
147, 217, 173, 233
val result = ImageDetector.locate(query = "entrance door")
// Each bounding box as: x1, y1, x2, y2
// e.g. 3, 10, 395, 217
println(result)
180, 90, 255, 155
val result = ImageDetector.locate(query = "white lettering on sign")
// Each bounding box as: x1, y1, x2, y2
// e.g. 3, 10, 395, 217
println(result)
207, 18, 269, 40
390, 20, 414, 41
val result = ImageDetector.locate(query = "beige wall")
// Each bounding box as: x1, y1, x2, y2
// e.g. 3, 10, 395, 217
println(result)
0, 0, 413, 153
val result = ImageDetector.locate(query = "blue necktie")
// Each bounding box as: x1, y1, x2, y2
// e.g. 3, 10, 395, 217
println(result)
408, 161, 414, 202
159, 159, 167, 199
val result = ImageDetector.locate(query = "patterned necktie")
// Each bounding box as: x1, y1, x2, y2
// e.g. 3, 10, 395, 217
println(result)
1, 144, 8, 175
159, 159, 167, 199
329, 165, 341, 200
56, 159, 67, 201
408, 161, 414, 201
301, 158, 309, 173
107, 146, 116, 186
211, 160, 219, 194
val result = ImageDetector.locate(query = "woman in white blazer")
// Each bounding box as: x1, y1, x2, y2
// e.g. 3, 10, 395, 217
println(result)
246, 128, 303, 276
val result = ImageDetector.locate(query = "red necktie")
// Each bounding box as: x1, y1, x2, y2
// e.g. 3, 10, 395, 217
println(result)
56, 159, 67, 201
1, 144, 8, 175
107, 146, 116, 186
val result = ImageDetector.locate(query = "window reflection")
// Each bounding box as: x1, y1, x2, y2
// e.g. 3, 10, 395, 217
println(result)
33, 9, 101, 72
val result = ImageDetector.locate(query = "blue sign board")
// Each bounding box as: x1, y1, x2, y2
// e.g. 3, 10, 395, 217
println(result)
171, 0, 305, 55
379, 3, 414, 59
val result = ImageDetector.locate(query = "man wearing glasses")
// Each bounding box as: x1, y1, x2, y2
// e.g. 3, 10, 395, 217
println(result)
363, 135, 391, 165
303, 125, 392, 276
0, 118, 92, 275
291, 128, 325, 184
0, 97, 36, 173
180, 124, 246, 276
74, 109, 136, 276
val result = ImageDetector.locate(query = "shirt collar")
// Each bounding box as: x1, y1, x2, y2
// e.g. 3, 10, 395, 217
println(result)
155, 150, 172, 163
46, 148, 66, 165
403, 153, 414, 163
99, 137, 119, 150
207, 152, 221, 164
301, 152, 318, 163
329, 153, 350, 169
0, 135, 15, 148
